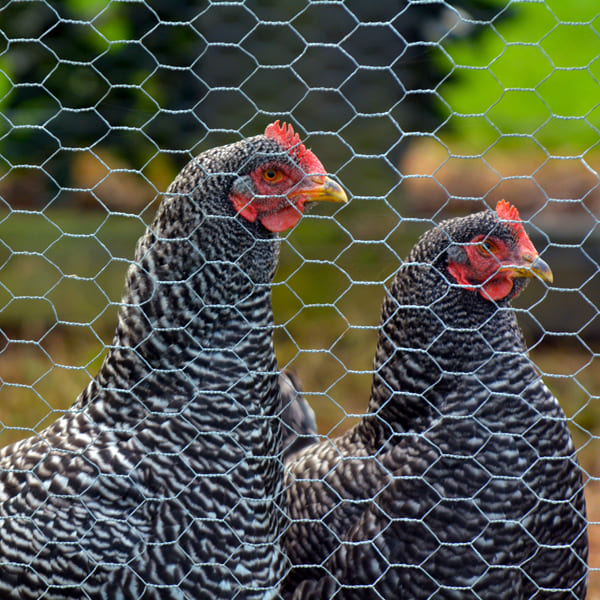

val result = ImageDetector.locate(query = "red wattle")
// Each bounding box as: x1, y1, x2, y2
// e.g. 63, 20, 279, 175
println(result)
481, 276, 514, 301
258, 204, 303, 232
448, 261, 514, 301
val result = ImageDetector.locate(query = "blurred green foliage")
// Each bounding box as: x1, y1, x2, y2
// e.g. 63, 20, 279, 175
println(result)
439, 0, 600, 154
0, 0, 204, 182
0, 0, 506, 202
2, 0, 598, 172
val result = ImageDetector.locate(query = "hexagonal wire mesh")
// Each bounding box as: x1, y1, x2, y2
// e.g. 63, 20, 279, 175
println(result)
0, 0, 597, 597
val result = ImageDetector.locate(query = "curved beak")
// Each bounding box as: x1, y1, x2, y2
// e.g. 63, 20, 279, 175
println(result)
510, 254, 553, 284
288, 175, 348, 205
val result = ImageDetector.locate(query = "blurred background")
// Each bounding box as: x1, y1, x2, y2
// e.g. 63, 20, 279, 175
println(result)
0, 0, 598, 594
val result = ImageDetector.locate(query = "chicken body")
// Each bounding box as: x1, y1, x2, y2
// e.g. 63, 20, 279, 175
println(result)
0, 123, 346, 599
283, 204, 587, 599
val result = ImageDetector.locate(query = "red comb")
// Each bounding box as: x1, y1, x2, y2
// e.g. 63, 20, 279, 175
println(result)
265, 120, 304, 153
496, 199, 520, 227
496, 199, 536, 253
264, 120, 325, 174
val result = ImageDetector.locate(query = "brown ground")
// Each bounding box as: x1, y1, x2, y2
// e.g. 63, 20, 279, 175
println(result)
400, 139, 600, 223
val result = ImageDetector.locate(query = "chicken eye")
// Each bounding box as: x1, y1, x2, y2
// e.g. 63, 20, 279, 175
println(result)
263, 168, 284, 183
478, 240, 495, 255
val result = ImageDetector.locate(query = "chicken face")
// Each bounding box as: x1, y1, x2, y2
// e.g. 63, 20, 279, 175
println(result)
229, 121, 347, 232
447, 200, 553, 301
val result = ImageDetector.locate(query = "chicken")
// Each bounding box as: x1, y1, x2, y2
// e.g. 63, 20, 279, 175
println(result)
282, 201, 587, 599
0, 121, 347, 599
279, 370, 318, 462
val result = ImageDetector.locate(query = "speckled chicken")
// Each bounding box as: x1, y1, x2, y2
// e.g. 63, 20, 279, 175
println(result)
0, 121, 346, 599
283, 201, 587, 599
279, 370, 318, 462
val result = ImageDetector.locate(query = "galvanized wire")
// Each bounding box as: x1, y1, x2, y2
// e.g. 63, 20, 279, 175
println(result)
0, 0, 597, 597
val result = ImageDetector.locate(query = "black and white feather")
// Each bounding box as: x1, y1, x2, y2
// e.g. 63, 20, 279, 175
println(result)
279, 370, 318, 462
0, 130, 336, 599
282, 208, 588, 599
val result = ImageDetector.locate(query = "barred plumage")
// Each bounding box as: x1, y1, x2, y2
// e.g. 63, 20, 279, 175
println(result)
279, 371, 318, 462
0, 123, 346, 599
282, 204, 587, 599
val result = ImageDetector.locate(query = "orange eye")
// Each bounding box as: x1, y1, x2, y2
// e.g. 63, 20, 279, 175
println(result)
478, 240, 496, 255
263, 168, 284, 183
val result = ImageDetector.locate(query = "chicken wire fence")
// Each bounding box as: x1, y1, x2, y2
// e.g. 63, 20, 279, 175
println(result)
0, 0, 598, 597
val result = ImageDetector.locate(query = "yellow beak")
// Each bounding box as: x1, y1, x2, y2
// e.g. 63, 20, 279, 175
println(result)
288, 175, 348, 204
511, 255, 553, 284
